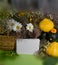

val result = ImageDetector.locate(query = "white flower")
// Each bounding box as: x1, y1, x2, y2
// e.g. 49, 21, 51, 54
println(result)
13, 22, 22, 32
7, 19, 17, 30
26, 23, 34, 32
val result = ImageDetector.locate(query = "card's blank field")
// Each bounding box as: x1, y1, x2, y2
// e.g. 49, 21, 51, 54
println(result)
16, 39, 40, 54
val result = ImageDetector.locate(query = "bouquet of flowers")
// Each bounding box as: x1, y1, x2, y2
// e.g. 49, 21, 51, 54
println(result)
7, 11, 42, 38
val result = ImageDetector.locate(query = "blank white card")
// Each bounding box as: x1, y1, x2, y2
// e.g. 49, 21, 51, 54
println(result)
16, 39, 40, 54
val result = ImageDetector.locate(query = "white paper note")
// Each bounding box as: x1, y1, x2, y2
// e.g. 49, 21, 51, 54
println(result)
16, 39, 40, 54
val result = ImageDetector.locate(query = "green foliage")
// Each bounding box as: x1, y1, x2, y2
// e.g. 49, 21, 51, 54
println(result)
0, 6, 14, 34
0, 21, 6, 34
0, 6, 14, 21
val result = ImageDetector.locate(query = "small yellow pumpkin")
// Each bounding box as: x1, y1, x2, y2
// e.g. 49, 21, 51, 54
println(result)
46, 42, 58, 57
39, 18, 54, 32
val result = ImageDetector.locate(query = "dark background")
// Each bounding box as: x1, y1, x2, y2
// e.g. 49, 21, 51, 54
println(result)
8, 0, 58, 13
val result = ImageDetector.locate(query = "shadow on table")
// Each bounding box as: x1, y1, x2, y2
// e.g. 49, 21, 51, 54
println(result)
42, 55, 58, 65
0, 50, 19, 61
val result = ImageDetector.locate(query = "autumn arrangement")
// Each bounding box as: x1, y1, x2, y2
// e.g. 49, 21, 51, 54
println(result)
0, 6, 58, 57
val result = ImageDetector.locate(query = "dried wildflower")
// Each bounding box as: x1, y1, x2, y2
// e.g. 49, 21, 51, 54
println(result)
0, 20, 8, 34
49, 14, 53, 20
0, 26, 2, 33
7, 19, 17, 30
13, 22, 22, 32
30, 17, 33, 22
18, 12, 25, 16
26, 23, 34, 32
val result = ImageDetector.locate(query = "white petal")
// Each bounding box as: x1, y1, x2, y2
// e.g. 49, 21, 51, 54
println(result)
26, 23, 34, 32
13, 22, 22, 32
29, 30, 33, 32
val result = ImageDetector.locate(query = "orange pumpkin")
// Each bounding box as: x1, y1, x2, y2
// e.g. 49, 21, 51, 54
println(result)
46, 42, 58, 57
50, 28, 57, 33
